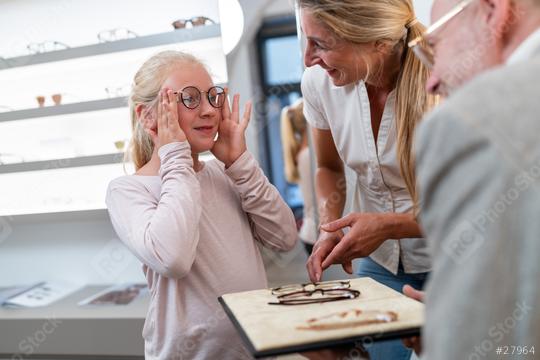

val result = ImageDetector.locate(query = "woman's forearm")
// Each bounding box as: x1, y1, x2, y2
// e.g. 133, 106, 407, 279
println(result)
315, 167, 347, 225
386, 212, 423, 240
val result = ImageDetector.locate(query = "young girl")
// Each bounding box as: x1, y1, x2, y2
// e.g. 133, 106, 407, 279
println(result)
105, 50, 297, 360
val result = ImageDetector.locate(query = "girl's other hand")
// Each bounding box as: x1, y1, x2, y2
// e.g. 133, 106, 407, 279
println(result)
211, 89, 252, 168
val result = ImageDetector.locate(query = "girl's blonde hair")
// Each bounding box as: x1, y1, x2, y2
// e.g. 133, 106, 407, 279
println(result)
298, 0, 437, 208
281, 99, 307, 183
127, 50, 202, 170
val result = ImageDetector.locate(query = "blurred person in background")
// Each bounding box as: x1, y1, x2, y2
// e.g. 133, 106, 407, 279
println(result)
281, 99, 318, 255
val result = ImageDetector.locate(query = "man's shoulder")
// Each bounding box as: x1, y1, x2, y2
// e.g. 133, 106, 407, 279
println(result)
417, 56, 540, 187
438, 56, 540, 120
421, 57, 540, 141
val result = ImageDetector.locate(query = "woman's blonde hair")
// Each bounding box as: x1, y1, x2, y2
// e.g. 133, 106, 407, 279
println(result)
298, 0, 437, 208
127, 50, 202, 170
281, 99, 307, 183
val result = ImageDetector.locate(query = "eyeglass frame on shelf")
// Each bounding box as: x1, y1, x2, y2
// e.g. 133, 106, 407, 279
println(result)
172, 16, 215, 29
26, 41, 70, 54
105, 85, 132, 98
408, 0, 476, 69
0, 105, 14, 112
97, 28, 138, 43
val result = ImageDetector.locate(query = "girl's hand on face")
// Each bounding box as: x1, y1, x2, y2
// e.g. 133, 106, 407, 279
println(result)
211, 89, 252, 168
145, 89, 187, 149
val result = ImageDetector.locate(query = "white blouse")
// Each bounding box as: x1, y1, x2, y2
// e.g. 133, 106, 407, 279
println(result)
301, 65, 431, 275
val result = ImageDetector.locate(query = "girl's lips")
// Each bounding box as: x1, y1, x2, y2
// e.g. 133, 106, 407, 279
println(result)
194, 126, 215, 136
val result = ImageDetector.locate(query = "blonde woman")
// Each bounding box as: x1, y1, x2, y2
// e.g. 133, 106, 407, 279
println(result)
298, 1, 436, 359
281, 99, 318, 254
106, 51, 297, 359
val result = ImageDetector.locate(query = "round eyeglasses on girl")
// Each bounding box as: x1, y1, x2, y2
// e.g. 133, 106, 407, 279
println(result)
173, 86, 225, 109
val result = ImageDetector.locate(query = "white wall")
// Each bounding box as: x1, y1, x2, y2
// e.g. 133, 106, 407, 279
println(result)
414, 0, 435, 25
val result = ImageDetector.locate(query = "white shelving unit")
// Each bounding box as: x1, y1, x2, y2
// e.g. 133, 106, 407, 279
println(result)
0, 24, 220, 70
0, 97, 127, 123
0, 24, 224, 215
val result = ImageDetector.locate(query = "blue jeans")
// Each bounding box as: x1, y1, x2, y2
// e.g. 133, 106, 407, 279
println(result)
355, 257, 428, 360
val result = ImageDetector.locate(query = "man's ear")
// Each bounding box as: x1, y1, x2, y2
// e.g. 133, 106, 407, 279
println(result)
481, 0, 514, 37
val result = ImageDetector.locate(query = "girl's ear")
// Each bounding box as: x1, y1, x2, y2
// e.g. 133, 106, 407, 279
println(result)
135, 103, 155, 130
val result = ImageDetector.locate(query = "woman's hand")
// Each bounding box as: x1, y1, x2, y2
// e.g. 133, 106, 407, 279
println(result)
318, 213, 393, 270
306, 230, 353, 282
211, 89, 252, 168
145, 89, 187, 148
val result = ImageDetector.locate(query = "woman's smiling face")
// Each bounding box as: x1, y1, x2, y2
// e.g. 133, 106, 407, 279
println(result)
301, 9, 377, 86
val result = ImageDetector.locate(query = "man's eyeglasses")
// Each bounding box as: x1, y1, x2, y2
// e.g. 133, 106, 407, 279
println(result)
268, 281, 360, 305
174, 86, 225, 109
408, 0, 475, 69
172, 16, 215, 30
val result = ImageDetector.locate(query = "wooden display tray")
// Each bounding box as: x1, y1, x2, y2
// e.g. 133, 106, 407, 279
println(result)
219, 277, 424, 358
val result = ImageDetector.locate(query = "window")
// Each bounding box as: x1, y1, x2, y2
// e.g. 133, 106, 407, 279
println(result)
256, 16, 304, 210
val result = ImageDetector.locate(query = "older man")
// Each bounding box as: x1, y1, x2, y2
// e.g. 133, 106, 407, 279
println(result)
411, 0, 540, 359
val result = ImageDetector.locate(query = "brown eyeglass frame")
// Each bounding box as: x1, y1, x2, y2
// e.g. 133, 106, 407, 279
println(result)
268, 288, 361, 306
271, 280, 351, 295
172, 16, 215, 29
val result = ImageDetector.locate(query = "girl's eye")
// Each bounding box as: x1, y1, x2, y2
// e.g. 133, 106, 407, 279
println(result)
183, 96, 196, 105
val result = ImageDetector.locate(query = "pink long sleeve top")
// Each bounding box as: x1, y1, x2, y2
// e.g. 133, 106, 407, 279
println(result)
105, 141, 298, 360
